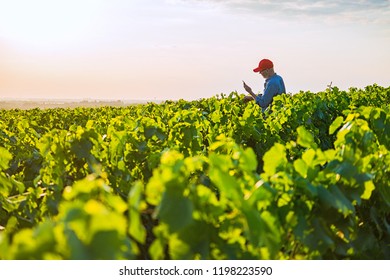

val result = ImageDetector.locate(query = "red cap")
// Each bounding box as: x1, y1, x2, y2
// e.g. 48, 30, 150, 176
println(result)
253, 59, 273, 72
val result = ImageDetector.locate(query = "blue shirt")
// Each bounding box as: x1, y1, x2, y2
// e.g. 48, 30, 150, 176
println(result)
255, 73, 286, 111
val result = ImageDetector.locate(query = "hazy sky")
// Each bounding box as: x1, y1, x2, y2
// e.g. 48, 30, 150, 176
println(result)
0, 0, 389, 101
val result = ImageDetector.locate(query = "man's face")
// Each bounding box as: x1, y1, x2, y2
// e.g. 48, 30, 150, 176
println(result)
259, 68, 273, 79
259, 69, 269, 78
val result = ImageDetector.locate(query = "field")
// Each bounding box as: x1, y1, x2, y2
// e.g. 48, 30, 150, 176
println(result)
0, 99, 143, 110
0, 84, 389, 259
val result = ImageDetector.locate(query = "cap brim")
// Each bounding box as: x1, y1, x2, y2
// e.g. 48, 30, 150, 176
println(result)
253, 67, 261, 73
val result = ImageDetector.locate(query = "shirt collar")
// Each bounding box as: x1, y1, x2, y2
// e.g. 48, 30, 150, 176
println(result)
265, 73, 277, 82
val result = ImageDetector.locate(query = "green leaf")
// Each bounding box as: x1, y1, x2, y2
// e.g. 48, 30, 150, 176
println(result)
0, 147, 12, 170
312, 218, 334, 247
129, 183, 146, 244
294, 159, 308, 178
89, 230, 124, 259
71, 137, 92, 159
361, 181, 375, 200
302, 149, 316, 166
329, 116, 344, 135
378, 183, 390, 207
297, 126, 317, 149
334, 162, 358, 180
239, 148, 257, 172
263, 143, 287, 176
157, 190, 193, 233
169, 222, 211, 260
144, 126, 157, 139
318, 185, 354, 215
260, 211, 282, 251
241, 206, 263, 246
209, 164, 241, 201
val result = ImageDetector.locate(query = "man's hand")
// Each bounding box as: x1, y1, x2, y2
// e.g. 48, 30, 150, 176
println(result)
243, 81, 253, 94
243, 80, 257, 102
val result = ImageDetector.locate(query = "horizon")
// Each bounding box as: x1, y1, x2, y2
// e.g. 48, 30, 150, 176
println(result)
0, 82, 387, 103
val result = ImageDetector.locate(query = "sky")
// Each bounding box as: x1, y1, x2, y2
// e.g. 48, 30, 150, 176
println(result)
0, 0, 389, 101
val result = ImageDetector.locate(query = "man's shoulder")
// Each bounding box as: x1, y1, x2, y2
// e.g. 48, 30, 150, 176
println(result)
267, 73, 286, 94
268, 73, 284, 83
274, 73, 284, 80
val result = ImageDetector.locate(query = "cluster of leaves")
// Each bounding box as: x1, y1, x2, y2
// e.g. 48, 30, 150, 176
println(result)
0, 84, 389, 259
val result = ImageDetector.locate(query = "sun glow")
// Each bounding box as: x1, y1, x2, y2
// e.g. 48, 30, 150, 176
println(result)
0, 0, 106, 51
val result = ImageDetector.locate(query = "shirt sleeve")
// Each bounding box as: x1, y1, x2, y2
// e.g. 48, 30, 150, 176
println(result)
255, 82, 279, 109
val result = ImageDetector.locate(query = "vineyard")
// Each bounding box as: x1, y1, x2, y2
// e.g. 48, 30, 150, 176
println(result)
0, 84, 389, 259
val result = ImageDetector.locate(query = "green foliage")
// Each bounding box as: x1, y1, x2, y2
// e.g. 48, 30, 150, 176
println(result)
0, 85, 389, 259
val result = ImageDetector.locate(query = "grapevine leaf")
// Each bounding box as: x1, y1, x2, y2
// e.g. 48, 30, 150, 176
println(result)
0, 147, 12, 170
157, 190, 193, 233
263, 143, 287, 176
329, 116, 344, 135
297, 126, 317, 149
129, 183, 146, 244
361, 181, 375, 200
294, 159, 308, 178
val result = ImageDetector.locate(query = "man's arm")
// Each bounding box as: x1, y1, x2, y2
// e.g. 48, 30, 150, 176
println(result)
255, 83, 278, 108
243, 82, 256, 99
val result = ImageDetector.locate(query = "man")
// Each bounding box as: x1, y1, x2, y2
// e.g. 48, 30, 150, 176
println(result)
243, 58, 286, 111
